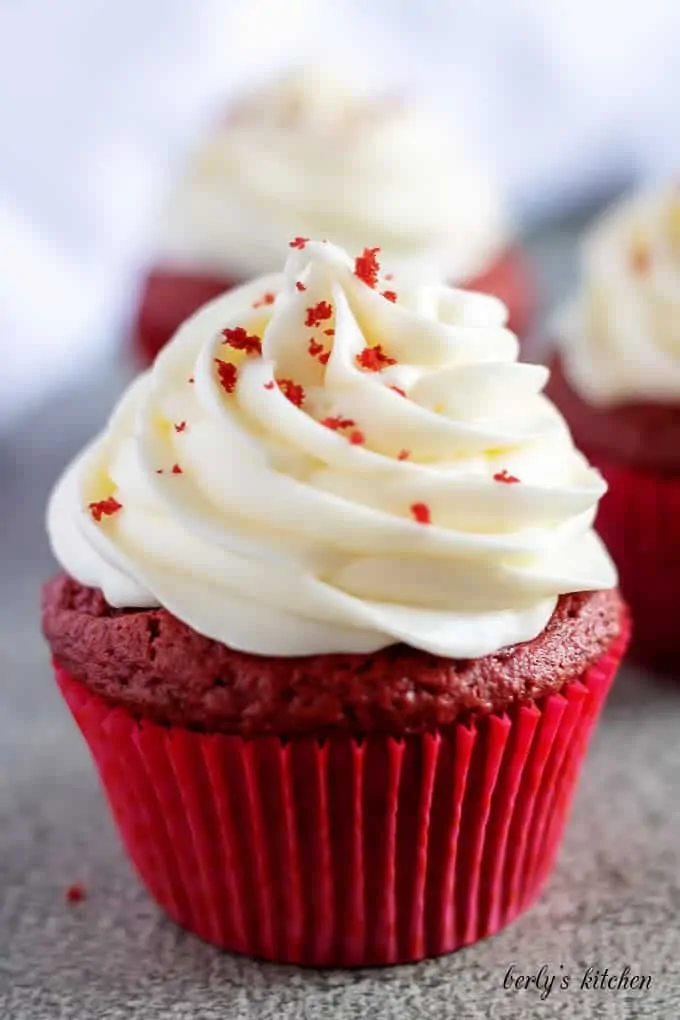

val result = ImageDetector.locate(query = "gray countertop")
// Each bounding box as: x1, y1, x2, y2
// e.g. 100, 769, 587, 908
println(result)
2, 217, 680, 1019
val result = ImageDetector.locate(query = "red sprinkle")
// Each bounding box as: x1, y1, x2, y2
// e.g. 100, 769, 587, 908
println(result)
356, 344, 397, 372
389, 385, 407, 397
493, 469, 520, 484
174, 421, 187, 433
630, 242, 651, 274
295, 281, 307, 292
410, 502, 431, 525
215, 359, 238, 394
289, 236, 309, 249
321, 416, 356, 431
382, 290, 398, 303
354, 247, 381, 288
305, 300, 333, 328
88, 497, 122, 522
264, 380, 275, 390
349, 430, 365, 445
324, 328, 335, 336
252, 292, 276, 309
398, 449, 411, 460
278, 378, 305, 407
66, 883, 86, 904
222, 326, 262, 355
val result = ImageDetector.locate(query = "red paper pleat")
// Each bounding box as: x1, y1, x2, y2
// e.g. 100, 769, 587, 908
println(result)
582, 447, 680, 672
56, 618, 628, 966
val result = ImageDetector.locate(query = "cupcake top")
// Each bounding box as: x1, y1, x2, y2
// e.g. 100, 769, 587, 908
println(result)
48, 240, 615, 660
557, 185, 680, 407
154, 67, 508, 283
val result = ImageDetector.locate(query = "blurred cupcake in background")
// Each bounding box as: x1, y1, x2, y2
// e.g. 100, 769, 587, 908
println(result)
134, 66, 534, 363
547, 185, 680, 671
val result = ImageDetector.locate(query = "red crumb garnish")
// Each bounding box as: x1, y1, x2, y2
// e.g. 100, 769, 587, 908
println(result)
172, 463, 183, 474
382, 290, 398, 303
289, 236, 309, 249
493, 469, 520, 484
174, 421, 187, 433
215, 359, 238, 394
305, 300, 333, 328
295, 281, 306, 291
187, 376, 195, 384
88, 497, 122, 522
410, 502, 431, 525
66, 883, 86, 904
252, 291, 276, 309
356, 344, 397, 371
324, 328, 335, 336
389, 385, 407, 397
308, 338, 325, 358
630, 242, 651, 274
221, 325, 262, 355
321, 416, 356, 431
354, 247, 381, 288
278, 378, 305, 407
319, 351, 330, 365
349, 430, 365, 445
398, 449, 411, 460
264, 380, 275, 390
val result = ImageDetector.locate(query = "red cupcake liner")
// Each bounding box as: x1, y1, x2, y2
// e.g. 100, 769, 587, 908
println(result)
581, 447, 680, 672
133, 246, 535, 367
55, 621, 627, 966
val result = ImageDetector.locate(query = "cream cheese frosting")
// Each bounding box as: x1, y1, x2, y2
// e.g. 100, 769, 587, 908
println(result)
557, 186, 680, 406
48, 241, 615, 658
155, 67, 508, 283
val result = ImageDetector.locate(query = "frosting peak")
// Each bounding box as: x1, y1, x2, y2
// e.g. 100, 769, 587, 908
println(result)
48, 242, 615, 657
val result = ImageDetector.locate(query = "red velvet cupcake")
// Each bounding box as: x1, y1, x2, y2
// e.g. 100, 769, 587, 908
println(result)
547, 186, 680, 671
45, 240, 623, 965
134, 68, 533, 365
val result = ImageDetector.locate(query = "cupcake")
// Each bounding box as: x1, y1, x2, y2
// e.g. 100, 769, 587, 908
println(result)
45, 240, 625, 965
548, 186, 680, 671
134, 67, 533, 364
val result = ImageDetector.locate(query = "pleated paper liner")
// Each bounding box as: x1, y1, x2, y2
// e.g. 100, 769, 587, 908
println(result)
55, 619, 628, 967
583, 446, 680, 672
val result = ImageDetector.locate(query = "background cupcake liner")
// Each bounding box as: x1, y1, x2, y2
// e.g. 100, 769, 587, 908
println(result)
582, 447, 680, 672
55, 622, 627, 967
133, 246, 535, 366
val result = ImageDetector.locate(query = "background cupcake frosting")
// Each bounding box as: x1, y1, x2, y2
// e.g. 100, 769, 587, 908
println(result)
48, 241, 614, 658
154, 68, 508, 283
556, 186, 680, 406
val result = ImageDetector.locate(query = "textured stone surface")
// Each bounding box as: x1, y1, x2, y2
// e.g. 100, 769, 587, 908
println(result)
2, 216, 680, 1019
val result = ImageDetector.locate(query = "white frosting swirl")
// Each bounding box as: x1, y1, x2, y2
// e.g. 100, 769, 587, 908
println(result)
557, 186, 680, 406
155, 67, 507, 283
48, 241, 615, 658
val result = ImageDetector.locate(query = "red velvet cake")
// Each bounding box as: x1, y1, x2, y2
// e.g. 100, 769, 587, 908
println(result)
44, 239, 625, 965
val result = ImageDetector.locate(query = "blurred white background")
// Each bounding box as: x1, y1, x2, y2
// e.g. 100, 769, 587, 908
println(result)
1, 0, 680, 429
